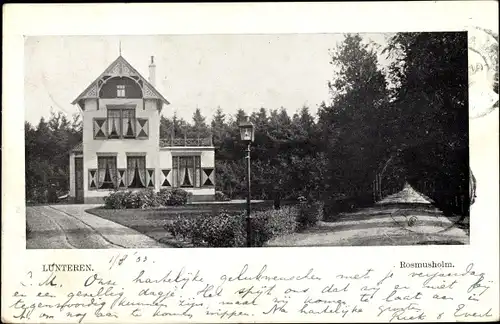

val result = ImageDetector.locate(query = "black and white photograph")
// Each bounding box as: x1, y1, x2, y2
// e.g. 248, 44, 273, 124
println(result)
4, 3, 499, 324
24, 32, 482, 249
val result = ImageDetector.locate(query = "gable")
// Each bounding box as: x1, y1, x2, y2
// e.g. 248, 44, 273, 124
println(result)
71, 56, 170, 109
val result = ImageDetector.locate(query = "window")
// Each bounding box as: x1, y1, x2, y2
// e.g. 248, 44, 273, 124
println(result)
107, 107, 136, 138
127, 156, 147, 188
107, 109, 121, 138
117, 84, 126, 97
122, 110, 136, 138
172, 156, 201, 188
97, 156, 117, 189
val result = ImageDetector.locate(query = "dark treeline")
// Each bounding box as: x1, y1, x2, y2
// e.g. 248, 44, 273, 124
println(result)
25, 112, 83, 202
26, 32, 478, 214
160, 105, 326, 201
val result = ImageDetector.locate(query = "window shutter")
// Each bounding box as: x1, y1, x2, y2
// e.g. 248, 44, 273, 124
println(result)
147, 169, 155, 188
93, 118, 107, 139
117, 169, 127, 188
202, 168, 215, 187
136, 118, 149, 139
88, 169, 98, 190
161, 169, 172, 187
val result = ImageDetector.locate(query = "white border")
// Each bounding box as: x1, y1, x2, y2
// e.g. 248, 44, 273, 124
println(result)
2, 2, 499, 323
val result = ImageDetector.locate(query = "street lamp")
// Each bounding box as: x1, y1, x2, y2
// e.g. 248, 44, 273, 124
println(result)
239, 119, 255, 247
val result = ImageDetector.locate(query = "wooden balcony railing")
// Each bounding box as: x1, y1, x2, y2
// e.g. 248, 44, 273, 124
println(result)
160, 136, 213, 147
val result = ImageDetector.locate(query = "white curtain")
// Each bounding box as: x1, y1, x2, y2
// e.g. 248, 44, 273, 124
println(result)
179, 166, 187, 186
137, 157, 146, 187
108, 110, 121, 137
195, 168, 200, 187
195, 157, 201, 187
98, 159, 106, 188
127, 158, 135, 187
127, 157, 146, 188
122, 109, 135, 137
98, 157, 117, 188
187, 167, 194, 186
108, 158, 117, 187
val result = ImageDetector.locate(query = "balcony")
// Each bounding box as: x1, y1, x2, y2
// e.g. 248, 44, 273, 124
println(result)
160, 136, 213, 147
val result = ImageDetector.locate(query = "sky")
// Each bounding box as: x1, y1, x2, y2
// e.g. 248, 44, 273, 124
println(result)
24, 33, 391, 125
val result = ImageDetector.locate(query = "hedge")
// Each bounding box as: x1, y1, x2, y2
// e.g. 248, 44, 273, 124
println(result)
165, 205, 303, 247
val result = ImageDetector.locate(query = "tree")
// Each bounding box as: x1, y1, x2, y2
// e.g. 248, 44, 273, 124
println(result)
25, 112, 83, 203
384, 32, 470, 215
320, 34, 391, 199
191, 108, 210, 137
211, 106, 227, 148
384, 32, 468, 149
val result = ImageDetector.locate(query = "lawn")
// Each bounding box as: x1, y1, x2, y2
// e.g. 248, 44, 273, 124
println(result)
86, 201, 288, 246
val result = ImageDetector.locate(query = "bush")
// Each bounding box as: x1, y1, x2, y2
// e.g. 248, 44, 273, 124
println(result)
158, 188, 192, 206
297, 201, 324, 230
214, 191, 230, 201
104, 188, 190, 209
252, 206, 298, 246
165, 206, 299, 247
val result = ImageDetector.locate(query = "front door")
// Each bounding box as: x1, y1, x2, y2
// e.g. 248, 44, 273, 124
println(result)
75, 157, 84, 203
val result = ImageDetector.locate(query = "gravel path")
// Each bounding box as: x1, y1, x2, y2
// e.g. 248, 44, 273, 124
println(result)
266, 184, 469, 247
26, 205, 170, 249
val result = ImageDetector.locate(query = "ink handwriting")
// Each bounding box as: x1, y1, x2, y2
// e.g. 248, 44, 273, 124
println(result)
6, 262, 496, 323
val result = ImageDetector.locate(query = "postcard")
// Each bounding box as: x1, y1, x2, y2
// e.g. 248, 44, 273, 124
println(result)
2, 2, 499, 323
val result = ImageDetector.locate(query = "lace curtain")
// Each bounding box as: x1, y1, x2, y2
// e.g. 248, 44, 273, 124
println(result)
98, 157, 117, 189
107, 110, 121, 138
127, 156, 146, 188
122, 109, 136, 137
174, 156, 201, 187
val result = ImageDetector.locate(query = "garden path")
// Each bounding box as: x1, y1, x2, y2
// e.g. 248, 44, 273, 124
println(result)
26, 205, 172, 249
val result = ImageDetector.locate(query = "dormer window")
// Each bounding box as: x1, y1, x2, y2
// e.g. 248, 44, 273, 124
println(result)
117, 84, 126, 97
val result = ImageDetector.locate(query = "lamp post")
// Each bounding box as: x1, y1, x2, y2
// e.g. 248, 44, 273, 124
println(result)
239, 119, 255, 247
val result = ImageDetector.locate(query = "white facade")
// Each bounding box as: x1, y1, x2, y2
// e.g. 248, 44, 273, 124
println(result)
69, 55, 215, 203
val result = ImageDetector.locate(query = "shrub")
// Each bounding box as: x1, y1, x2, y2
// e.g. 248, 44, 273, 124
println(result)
104, 188, 190, 209
297, 201, 324, 230
165, 206, 299, 247
103, 190, 131, 209
158, 188, 192, 206
164, 216, 194, 241
252, 206, 299, 246
214, 191, 230, 201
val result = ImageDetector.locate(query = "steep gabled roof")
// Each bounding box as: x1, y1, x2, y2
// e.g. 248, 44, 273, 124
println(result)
71, 55, 170, 110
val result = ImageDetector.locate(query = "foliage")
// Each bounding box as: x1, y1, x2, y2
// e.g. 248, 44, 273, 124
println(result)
319, 34, 391, 205
165, 206, 299, 247
103, 188, 190, 209
27, 32, 469, 217
297, 201, 325, 230
165, 212, 245, 247
25, 112, 83, 203
214, 191, 230, 201
157, 188, 192, 206
251, 206, 298, 246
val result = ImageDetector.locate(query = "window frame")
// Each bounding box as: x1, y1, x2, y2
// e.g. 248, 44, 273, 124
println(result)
126, 155, 147, 189
116, 84, 126, 97
106, 105, 137, 139
97, 155, 118, 190
172, 155, 201, 188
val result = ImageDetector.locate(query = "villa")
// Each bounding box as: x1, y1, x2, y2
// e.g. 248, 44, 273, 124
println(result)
69, 55, 216, 203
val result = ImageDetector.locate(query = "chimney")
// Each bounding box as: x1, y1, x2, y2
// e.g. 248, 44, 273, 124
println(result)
148, 56, 156, 86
